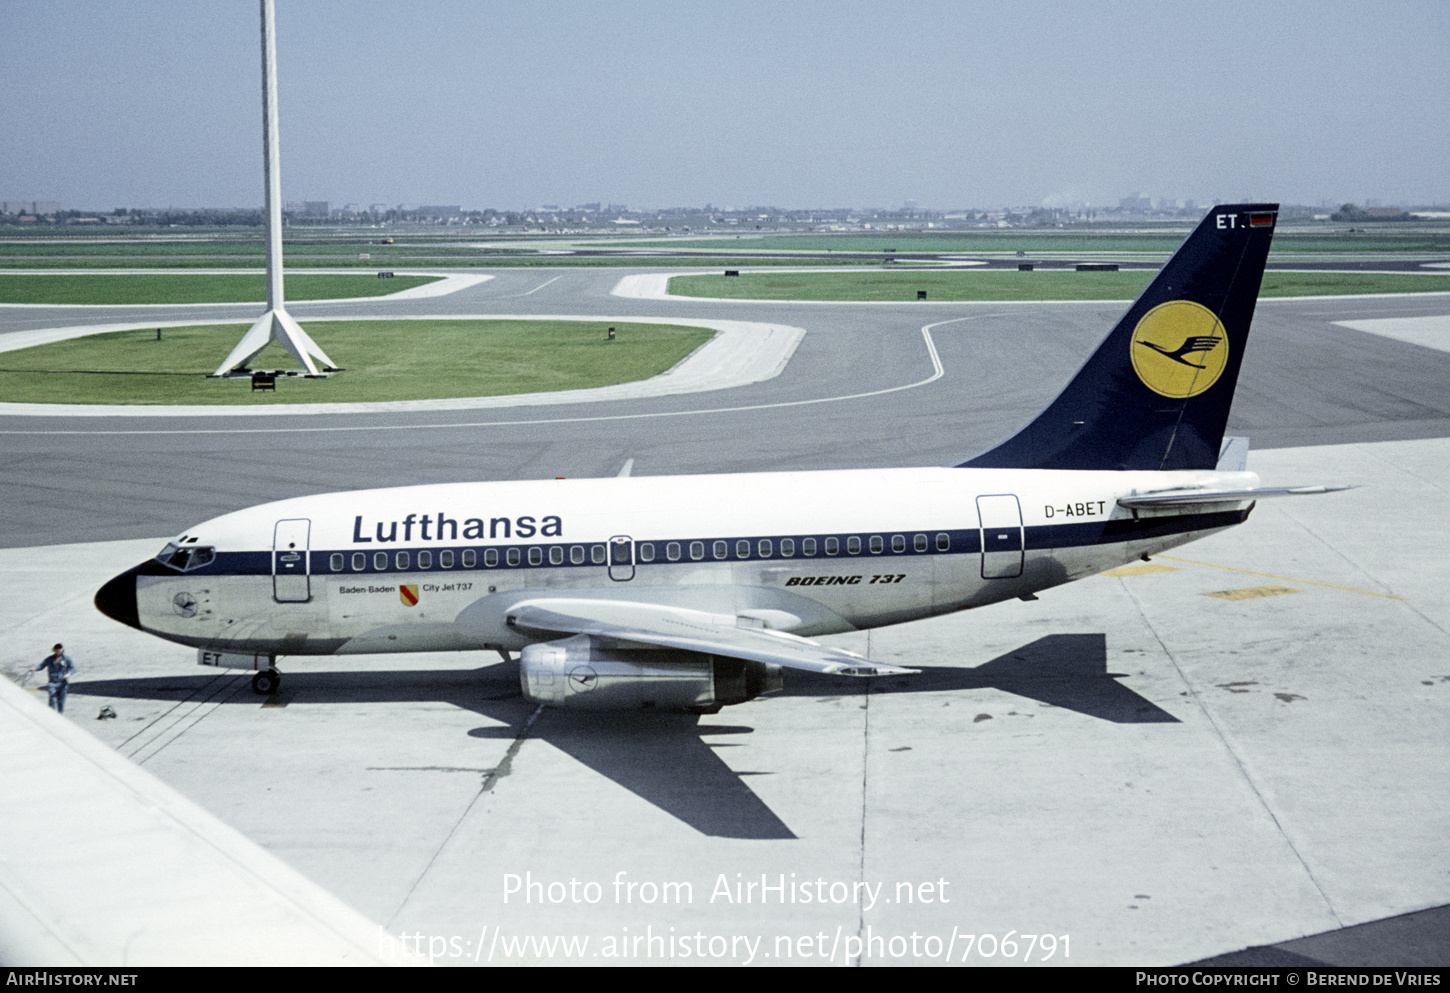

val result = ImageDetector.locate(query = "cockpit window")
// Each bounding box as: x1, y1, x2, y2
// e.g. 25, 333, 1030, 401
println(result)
155, 542, 216, 572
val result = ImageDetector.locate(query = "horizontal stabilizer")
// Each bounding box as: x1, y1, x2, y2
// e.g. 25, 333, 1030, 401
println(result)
1118, 484, 1351, 510
507, 598, 919, 677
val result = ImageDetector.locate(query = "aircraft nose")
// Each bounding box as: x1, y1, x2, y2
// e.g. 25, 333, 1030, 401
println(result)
95, 565, 143, 630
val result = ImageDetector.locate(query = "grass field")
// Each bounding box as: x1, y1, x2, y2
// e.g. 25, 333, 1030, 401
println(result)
0, 273, 439, 305
0, 320, 712, 405
0, 255, 895, 270
0, 242, 539, 258
596, 229, 1450, 255
668, 270, 1450, 302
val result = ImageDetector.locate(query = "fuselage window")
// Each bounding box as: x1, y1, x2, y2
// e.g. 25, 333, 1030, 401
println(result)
802, 537, 817, 556
824, 537, 838, 556
571, 545, 585, 565
591, 545, 606, 564
352, 552, 366, 571
713, 541, 728, 560
639, 543, 655, 562
758, 539, 772, 558
418, 550, 432, 569
780, 538, 794, 557
396, 551, 410, 570
892, 535, 906, 553
690, 541, 704, 561
869, 535, 883, 554
667, 542, 681, 561
373, 552, 388, 571
549, 546, 564, 565
847, 536, 862, 555
463, 548, 477, 568
528, 547, 542, 566
936, 532, 950, 551
329, 553, 343, 572
482, 548, 495, 567
507, 548, 521, 566
736, 540, 750, 558
914, 534, 928, 553
440, 549, 455, 568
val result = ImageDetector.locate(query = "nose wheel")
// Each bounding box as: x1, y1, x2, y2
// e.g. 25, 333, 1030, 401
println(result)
251, 668, 281, 695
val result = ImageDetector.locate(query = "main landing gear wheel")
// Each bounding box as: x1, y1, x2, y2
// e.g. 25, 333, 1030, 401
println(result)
251, 669, 281, 695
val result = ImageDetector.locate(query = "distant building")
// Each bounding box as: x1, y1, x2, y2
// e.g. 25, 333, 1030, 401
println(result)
1118, 195, 1152, 212
417, 205, 462, 218
1, 201, 61, 215
303, 201, 330, 217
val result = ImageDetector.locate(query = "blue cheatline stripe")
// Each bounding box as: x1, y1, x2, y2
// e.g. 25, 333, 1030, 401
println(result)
166, 510, 1248, 579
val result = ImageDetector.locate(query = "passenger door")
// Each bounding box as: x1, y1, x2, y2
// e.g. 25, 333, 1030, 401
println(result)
273, 518, 312, 602
977, 495, 1024, 579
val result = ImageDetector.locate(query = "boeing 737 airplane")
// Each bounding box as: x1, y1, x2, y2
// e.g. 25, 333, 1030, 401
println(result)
95, 203, 1339, 711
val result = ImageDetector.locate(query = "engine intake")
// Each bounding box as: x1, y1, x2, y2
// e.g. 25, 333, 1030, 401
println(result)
519, 634, 783, 712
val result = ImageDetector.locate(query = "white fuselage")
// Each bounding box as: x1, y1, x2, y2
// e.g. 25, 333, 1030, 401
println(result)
131, 466, 1257, 660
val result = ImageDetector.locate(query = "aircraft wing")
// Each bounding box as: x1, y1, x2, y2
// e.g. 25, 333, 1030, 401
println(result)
506, 598, 919, 677
1118, 484, 1350, 511
0, 674, 393, 965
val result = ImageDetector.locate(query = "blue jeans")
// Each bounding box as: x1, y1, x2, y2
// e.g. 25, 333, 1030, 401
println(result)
47, 682, 68, 714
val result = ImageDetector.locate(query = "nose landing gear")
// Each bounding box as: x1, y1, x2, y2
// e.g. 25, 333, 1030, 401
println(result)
251, 668, 281, 695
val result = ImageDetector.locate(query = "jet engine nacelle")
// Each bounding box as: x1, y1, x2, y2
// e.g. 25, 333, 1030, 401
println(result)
519, 634, 783, 712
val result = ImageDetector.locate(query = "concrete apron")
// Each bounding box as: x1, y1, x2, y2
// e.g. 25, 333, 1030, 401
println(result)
1, 437, 1445, 966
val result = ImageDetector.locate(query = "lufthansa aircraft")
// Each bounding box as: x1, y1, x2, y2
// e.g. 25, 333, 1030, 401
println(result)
95, 204, 1338, 711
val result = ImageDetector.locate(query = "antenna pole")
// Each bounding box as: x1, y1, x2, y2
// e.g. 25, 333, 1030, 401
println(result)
261, 0, 283, 313
212, 0, 338, 378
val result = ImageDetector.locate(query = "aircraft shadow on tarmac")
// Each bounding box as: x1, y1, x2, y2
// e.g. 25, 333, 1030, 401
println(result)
73, 634, 1174, 841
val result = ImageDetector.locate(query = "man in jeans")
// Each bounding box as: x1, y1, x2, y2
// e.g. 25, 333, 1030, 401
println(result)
30, 644, 75, 714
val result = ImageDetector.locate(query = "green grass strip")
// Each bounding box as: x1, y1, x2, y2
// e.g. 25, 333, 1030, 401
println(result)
0, 320, 712, 405
668, 270, 1450, 302
0, 256, 887, 270
594, 230, 1450, 254
0, 273, 438, 304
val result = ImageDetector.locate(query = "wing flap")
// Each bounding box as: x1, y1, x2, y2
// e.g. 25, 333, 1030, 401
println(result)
507, 598, 918, 677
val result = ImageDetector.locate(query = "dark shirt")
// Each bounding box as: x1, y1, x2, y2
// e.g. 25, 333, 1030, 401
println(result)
35, 654, 75, 686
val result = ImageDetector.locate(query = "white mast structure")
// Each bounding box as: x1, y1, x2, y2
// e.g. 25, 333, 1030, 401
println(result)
213, 0, 337, 378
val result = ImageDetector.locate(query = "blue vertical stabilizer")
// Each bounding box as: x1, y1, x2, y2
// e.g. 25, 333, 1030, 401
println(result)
957, 204, 1277, 471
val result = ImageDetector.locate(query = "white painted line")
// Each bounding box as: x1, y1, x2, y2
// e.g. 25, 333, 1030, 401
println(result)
0, 314, 805, 418
519, 274, 563, 295
1335, 315, 1450, 353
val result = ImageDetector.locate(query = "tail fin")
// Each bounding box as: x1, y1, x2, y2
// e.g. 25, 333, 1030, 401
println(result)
958, 204, 1277, 472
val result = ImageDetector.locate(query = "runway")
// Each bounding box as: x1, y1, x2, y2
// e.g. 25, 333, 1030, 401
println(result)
2, 267, 1449, 965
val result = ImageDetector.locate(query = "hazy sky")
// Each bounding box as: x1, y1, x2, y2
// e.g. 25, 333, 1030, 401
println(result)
3, 0, 1447, 211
